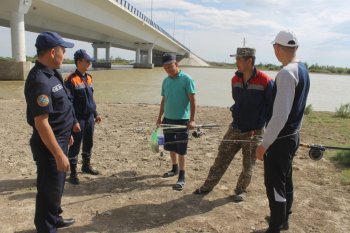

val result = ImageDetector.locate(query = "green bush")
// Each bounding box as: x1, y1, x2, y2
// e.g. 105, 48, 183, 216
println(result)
330, 150, 350, 166
335, 103, 350, 118
304, 104, 313, 115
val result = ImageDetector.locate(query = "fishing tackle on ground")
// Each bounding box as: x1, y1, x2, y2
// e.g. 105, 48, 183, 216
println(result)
300, 143, 350, 161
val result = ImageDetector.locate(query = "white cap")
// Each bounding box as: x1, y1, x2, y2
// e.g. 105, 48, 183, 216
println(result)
272, 30, 298, 47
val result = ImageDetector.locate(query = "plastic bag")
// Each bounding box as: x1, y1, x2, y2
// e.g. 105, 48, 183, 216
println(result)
149, 128, 159, 153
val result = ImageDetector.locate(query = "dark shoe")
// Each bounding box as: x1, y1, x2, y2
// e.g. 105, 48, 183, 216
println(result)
68, 173, 80, 185
193, 187, 211, 195
82, 164, 100, 175
56, 218, 75, 228
265, 216, 289, 231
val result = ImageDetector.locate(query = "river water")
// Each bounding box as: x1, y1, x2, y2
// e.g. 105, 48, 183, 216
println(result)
1, 65, 349, 112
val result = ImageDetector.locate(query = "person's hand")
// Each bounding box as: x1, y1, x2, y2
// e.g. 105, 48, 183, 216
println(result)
55, 154, 70, 172
188, 120, 196, 130
256, 145, 267, 161
156, 118, 162, 128
69, 135, 74, 146
95, 115, 102, 124
73, 123, 81, 133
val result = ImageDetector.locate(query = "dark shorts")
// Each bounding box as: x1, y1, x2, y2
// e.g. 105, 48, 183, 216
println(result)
162, 118, 189, 156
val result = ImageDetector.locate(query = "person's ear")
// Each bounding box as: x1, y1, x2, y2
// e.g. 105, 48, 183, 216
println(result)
49, 48, 56, 58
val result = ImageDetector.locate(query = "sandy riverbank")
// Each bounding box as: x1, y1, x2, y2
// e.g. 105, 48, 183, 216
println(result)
0, 99, 349, 233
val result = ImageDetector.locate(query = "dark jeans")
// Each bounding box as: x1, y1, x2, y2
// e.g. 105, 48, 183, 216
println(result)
264, 133, 299, 233
68, 114, 95, 165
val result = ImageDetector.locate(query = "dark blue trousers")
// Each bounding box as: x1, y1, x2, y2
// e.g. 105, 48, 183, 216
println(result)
264, 133, 299, 233
31, 136, 69, 233
68, 114, 95, 165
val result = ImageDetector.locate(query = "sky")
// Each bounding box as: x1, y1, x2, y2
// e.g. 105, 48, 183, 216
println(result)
1, 0, 350, 67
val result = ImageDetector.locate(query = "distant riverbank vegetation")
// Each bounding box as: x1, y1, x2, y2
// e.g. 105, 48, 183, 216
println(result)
0, 56, 133, 65
207, 61, 350, 75
1, 56, 349, 75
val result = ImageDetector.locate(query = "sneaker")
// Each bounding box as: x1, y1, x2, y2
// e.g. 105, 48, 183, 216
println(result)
232, 192, 246, 202
193, 187, 212, 195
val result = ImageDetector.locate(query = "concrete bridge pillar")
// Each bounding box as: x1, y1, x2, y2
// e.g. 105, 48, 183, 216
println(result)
92, 42, 111, 68
105, 43, 110, 61
147, 46, 153, 65
10, 0, 32, 62
134, 43, 154, 69
0, 0, 32, 80
135, 47, 141, 64
93, 46, 98, 61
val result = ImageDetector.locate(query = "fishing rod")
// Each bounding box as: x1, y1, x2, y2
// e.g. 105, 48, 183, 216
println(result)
150, 123, 220, 155
159, 123, 220, 129
300, 143, 350, 161
150, 133, 262, 155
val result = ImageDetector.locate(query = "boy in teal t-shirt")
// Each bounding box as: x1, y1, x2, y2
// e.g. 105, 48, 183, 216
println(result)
157, 53, 196, 191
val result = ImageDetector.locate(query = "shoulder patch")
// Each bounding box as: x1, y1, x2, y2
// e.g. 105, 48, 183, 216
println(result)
37, 95, 49, 107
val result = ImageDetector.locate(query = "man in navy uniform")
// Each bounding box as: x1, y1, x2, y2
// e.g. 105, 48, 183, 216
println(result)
24, 31, 78, 232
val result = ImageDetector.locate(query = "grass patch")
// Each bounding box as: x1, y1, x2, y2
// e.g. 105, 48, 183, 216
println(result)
302, 112, 350, 185
330, 151, 350, 166
328, 151, 350, 185
304, 104, 313, 115
335, 103, 350, 118
340, 169, 350, 185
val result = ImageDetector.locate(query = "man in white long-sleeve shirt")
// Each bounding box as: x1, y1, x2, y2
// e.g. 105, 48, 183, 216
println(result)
256, 30, 310, 233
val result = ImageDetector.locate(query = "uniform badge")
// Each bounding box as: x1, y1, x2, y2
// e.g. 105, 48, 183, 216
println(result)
37, 95, 49, 107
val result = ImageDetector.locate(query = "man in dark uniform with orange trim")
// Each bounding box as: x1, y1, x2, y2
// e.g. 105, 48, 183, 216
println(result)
25, 31, 77, 233
64, 49, 101, 185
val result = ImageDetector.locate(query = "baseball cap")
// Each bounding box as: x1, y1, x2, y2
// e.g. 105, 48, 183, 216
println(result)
35, 31, 74, 51
230, 47, 256, 57
74, 49, 96, 62
162, 53, 176, 65
272, 30, 298, 47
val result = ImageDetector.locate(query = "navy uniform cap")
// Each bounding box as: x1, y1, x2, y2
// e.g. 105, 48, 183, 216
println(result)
35, 31, 74, 51
74, 49, 96, 62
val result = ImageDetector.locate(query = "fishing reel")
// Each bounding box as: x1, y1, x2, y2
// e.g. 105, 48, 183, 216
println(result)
308, 145, 325, 161
192, 127, 205, 138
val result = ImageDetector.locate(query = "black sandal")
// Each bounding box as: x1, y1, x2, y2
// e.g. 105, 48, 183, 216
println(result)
173, 180, 186, 191
163, 170, 178, 178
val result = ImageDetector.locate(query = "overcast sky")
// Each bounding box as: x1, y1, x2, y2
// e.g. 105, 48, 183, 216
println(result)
1, 0, 350, 67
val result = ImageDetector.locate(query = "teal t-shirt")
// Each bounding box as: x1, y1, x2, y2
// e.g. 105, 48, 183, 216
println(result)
161, 70, 196, 120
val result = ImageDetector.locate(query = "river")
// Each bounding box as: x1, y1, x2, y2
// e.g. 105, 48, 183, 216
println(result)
1, 65, 349, 112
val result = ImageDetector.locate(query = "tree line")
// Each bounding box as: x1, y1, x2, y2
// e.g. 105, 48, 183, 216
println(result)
1, 56, 349, 74
208, 61, 350, 75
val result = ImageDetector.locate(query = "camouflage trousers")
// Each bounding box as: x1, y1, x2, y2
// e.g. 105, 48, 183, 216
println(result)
202, 125, 263, 194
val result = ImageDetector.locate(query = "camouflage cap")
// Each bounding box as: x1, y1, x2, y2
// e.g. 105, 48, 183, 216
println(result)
230, 47, 256, 57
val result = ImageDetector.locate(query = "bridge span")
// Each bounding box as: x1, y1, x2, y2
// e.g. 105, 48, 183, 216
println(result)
0, 0, 208, 80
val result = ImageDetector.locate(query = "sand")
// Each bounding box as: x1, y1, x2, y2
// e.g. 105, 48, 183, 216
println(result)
0, 99, 349, 233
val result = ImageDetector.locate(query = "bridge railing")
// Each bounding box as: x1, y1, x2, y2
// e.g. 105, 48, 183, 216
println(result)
115, 0, 190, 52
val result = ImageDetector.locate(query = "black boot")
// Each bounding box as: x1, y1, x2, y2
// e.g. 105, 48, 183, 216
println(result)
82, 158, 99, 175
68, 164, 80, 185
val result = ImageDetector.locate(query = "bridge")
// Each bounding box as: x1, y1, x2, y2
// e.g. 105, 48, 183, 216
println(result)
0, 0, 209, 80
